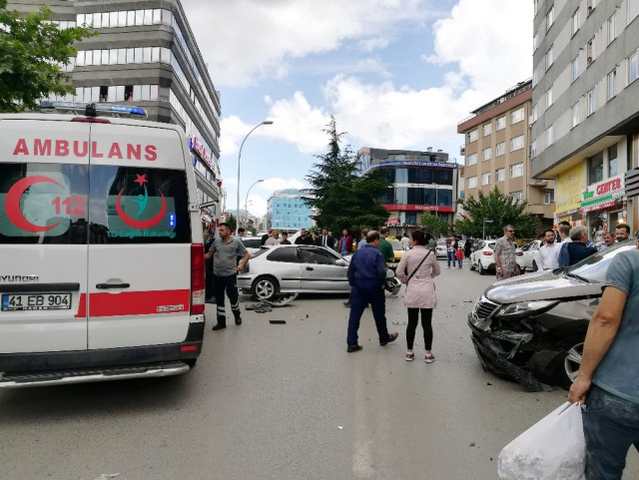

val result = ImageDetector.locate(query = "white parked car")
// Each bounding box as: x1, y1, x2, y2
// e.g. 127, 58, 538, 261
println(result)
470, 240, 496, 275
435, 240, 448, 259
517, 240, 542, 272
239, 236, 264, 255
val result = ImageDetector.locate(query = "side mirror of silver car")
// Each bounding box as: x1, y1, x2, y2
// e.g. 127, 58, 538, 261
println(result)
335, 259, 347, 267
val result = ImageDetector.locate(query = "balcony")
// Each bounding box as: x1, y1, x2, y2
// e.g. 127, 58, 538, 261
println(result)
526, 203, 555, 218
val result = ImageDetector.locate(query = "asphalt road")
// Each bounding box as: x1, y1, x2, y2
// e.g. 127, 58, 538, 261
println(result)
1, 264, 637, 480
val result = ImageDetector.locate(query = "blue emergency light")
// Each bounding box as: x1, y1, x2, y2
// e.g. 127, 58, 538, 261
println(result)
38, 101, 147, 118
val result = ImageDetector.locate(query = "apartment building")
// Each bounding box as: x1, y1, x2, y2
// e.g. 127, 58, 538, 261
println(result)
8, 0, 223, 222
458, 81, 555, 228
531, 0, 639, 235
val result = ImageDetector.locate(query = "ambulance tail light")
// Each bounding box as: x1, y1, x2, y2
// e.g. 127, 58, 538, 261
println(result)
191, 243, 205, 315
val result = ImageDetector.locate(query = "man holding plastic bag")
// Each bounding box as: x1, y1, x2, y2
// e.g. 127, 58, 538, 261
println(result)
568, 237, 639, 480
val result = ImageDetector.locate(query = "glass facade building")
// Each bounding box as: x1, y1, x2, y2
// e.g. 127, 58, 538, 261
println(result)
358, 148, 458, 227
267, 190, 314, 231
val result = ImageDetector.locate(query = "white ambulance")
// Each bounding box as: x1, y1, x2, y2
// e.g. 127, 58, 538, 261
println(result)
0, 104, 206, 388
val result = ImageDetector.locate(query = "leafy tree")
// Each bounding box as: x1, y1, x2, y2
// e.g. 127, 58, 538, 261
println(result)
455, 188, 539, 239
0, 0, 92, 112
306, 117, 389, 232
421, 213, 449, 238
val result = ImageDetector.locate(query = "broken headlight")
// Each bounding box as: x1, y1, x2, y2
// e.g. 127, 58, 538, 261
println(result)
496, 300, 558, 319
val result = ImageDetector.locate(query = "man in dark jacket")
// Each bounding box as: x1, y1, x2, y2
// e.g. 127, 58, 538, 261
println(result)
346, 231, 399, 352
316, 228, 336, 250
559, 225, 598, 267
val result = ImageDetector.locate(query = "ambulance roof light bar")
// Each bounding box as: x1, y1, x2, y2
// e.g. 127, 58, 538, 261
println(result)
38, 101, 148, 119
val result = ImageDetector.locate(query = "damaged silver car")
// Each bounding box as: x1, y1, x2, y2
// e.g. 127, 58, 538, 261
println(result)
468, 240, 635, 392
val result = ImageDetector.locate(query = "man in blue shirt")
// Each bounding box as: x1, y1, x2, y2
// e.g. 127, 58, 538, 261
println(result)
569, 238, 639, 479
346, 230, 398, 352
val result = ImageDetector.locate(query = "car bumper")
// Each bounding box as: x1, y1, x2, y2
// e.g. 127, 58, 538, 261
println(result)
467, 314, 551, 392
0, 322, 204, 387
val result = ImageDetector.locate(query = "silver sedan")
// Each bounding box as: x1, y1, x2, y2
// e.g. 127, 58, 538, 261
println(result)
238, 245, 350, 301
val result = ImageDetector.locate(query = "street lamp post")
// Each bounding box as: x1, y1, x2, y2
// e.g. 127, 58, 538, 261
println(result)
243, 178, 265, 228
483, 218, 494, 240
236, 120, 273, 232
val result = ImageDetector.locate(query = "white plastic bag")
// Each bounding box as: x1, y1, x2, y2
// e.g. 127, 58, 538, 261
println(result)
498, 402, 585, 480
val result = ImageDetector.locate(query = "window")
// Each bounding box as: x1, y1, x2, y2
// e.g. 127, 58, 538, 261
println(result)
546, 5, 554, 31
630, 0, 639, 23
587, 89, 596, 116
153, 9, 162, 25
511, 191, 523, 202
466, 153, 478, 166
530, 105, 538, 124
545, 46, 554, 70
572, 102, 581, 127
433, 169, 453, 185
0, 164, 89, 244
135, 10, 144, 26
496, 168, 505, 182
608, 144, 619, 177
607, 13, 616, 45
76, 50, 85, 66
544, 190, 555, 205
511, 108, 525, 124
109, 49, 118, 65
572, 8, 581, 35
90, 167, 190, 244
546, 125, 554, 146
99, 85, 108, 102
589, 152, 604, 184
467, 177, 477, 189
483, 147, 492, 161
496, 142, 505, 156
408, 168, 432, 183
101, 49, 109, 65
84, 50, 93, 66
546, 88, 553, 109
127, 10, 135, 26
299, 247, 340, 265
126, 48, 134, 64
469, 129, 479, 142
117, 48, 126, 64
124, 85, 133, 102
571, 55, 581, 81
607, 68, 617, 100
531, 140, 538, 157
496, 116, 506, 130
483, 123, 492, 136
511, 163, 524, 178
118, 10, 127, 27
511, 135, 524, 151
481, 172, 492, 186
629, 50, 639, 84
144, 9, 153, 25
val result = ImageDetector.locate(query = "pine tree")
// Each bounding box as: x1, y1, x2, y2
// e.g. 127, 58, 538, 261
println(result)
306, 117, 389, 232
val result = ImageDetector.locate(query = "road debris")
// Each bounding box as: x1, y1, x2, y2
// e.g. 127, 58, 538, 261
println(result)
269, 320, 287, 325
93, 475, 120, 480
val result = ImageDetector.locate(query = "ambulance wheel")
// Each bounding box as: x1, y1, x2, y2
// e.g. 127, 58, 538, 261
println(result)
252, 276, 279, 301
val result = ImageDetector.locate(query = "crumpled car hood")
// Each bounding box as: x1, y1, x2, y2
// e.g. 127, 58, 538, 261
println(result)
485, 272, 604, 304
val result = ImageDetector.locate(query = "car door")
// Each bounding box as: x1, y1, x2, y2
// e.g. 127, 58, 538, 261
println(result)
264, 247, 302, 291
0, 120, 90, 353
298, 246, 349, 292
87, 123, 192, 349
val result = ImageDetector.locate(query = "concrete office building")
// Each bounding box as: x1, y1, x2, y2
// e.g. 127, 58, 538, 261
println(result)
267, 190, 314, 232
9, 0, 223, 222
531, 0, 639, 235
358, 147, 458, 228
458, 80, 556, 228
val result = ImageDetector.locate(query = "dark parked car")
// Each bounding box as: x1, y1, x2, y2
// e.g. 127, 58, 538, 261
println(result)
468, 241, 635, 391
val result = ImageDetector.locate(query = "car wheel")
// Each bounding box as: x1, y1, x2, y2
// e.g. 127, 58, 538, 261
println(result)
478, 262, 485, 275
252, 276, 279, 301
470, 260, 475, 271
564, 342, 583, 385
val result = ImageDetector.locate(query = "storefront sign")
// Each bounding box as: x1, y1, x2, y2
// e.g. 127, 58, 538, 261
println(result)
371, 160, 457, 169
188, 136, 214, 170
580, 175, 624, 213
383, 204, 454, 213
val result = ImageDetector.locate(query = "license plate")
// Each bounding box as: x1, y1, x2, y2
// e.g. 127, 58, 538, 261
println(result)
1, 293, 72, 312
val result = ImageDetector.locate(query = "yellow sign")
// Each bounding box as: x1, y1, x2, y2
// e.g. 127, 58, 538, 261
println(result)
555, 162, 586, 216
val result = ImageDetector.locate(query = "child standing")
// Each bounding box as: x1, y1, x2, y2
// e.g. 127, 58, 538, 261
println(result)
455, 245, 464, 269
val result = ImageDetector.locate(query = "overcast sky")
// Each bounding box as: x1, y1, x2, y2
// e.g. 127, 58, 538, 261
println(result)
182, 0, 534, 217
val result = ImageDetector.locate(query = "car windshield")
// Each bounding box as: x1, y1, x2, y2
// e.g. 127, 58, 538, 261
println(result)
565, 240, 636, 282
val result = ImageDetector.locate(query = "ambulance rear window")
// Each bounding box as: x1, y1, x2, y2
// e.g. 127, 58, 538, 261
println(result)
89, 166, 191, 244
0, 163, 89, 244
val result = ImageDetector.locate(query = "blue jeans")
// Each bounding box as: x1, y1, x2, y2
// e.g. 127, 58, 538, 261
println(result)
583, 386, 639, 480
347, 286, 391, 346
447, 251, 456, 268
